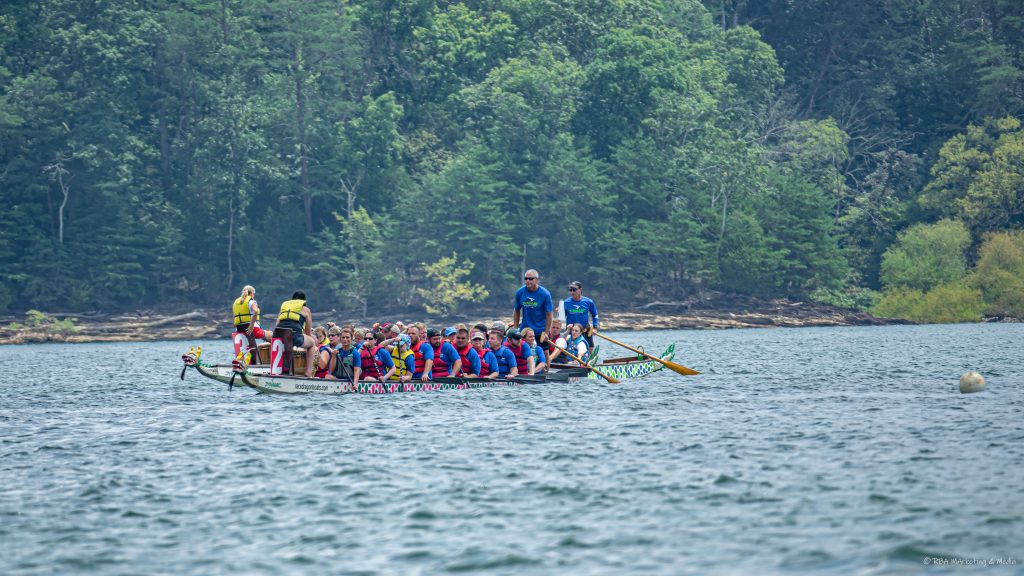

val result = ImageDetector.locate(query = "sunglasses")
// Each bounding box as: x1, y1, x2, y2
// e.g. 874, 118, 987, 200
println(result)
568, 287, 579, 292
364, 336, 375, 340
524, 276, 537, 280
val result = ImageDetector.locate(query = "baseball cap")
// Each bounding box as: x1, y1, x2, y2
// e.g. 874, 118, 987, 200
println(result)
490, 321, 507, 331
471, 331, 485, 341
426, 327, 441, 338
506, 328, 522, 340
398, 334, 411, 346
443, 327, 457, 337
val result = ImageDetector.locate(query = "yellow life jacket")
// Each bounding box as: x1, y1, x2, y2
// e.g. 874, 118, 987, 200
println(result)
278, 299, 306, 325
391, 347, 414, 378
232, 296, 257, 326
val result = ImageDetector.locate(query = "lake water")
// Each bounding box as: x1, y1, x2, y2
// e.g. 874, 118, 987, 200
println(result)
1, 324, 1022, 574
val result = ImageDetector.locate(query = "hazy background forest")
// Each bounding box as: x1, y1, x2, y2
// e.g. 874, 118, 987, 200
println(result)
2, 0, 1023, 322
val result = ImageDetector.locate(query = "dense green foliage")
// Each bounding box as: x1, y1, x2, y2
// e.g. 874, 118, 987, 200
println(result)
1, 1, 1022, 318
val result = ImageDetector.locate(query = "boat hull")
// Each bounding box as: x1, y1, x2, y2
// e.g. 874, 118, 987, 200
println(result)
553, 344, 676, 381
241, 373, 535, 395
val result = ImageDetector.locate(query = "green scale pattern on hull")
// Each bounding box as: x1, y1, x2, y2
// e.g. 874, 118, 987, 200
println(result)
583, 343, 675, 380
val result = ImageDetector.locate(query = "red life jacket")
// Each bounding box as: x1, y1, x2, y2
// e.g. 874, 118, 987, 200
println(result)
315, 345, 333, 378
455, 343, 474, 375
505, 341, 530, 374
360, 345, 383, 378
431, 342, 449, 377
476, 347, 491, 377
411, 340, 429, 376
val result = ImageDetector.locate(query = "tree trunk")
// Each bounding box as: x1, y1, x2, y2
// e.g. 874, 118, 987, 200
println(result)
227, 194, 234, 291
294, 42, 313, 234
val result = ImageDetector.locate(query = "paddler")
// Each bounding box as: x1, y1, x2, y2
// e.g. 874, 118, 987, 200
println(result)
452, 327, 482, 376
546, 318, 566, 364
315, 327, 337, 378
564, 322, 590, 365
332, 327, 362, 384
513, 269, 553, 344
275, 291, 316, 377
390, 334, 415, 382
359, 331, 397, 381
503, 328, 536, 376
471, 331, 499, 379
406, 325, 434, 382
522, 327, 547, 373
429, 327, 462, 378
487, 328, 519, 378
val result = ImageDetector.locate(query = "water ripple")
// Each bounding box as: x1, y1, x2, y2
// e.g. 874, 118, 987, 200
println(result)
1, 324, 1022, 573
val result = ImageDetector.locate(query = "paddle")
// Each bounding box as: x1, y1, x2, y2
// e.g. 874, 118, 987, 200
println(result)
549, 341, 619, 384
592, 331, 700, 376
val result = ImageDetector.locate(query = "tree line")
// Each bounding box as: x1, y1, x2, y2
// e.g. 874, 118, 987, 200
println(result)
1, 0, 1021, 320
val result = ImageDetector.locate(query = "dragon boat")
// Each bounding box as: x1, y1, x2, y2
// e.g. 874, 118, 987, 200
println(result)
548, 343, 676, 381
180, 343, 680, 395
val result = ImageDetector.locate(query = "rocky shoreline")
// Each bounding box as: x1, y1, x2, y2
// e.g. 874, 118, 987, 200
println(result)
0, 296, 910, 345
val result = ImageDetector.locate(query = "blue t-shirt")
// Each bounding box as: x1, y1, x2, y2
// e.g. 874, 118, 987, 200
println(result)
531, 343, 546, 367
372, 348, 395, 370
433, 341, 461, 376
514, 285, 553, 335
479, 349, 498, 375
491, 345, 519, 377
412, 341, 434, 378
563, 296, 599, 329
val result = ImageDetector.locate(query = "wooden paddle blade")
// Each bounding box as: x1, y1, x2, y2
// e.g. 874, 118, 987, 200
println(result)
664, 359, 700, 376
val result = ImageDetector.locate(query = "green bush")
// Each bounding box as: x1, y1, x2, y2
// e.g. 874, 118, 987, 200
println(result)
914, 284, 985, 323
873, 283, 984, 323
970, 231, 1024, 317
880, 219, 970, 292
809, 286, 879, 311
9, 310, 80, 335
873, 287, 925, 319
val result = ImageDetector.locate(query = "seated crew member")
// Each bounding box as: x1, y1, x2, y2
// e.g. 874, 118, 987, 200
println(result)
522, 327, 547, 373
471, 331, 498, 379
504, 328, 536, 376
429, 327, 462, 378
390, 334, 415, 382
315, 326, 337, 378
275, 291, 316, 377
332, 328, 362, 383
452, 327, 481, 376
360, 331, 396, 381
564, 323, 590, 365
547, 318, 566, 363
232, 285, 270, 342
444, 326, 458, 346
488, 329, 519, 378
406, 325, 434, 382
